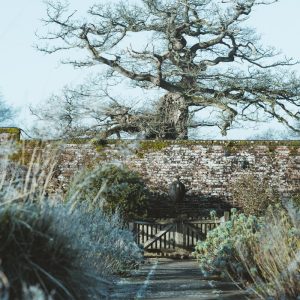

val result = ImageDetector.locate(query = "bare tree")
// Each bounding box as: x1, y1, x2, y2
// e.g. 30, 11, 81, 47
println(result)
37, 0, 300, 139
30, 82, 164, 139
30, 88, 87, 138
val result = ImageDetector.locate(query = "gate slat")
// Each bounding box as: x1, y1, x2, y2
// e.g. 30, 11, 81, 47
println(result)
144, 224, 174, 249
186, 223, 205, 240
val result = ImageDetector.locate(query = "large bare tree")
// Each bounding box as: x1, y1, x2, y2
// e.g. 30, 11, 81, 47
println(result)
37, 0, 300, 139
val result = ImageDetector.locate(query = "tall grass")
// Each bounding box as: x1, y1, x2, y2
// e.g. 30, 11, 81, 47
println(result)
236, 203, 300, 299
0, 141, 58, 204
0, 141, 142, 299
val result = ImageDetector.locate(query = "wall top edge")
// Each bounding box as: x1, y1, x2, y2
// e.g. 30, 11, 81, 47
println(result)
3, 138, 300, 146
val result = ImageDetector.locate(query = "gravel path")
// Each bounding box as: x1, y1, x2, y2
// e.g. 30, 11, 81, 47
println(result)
110, 258, 248, 300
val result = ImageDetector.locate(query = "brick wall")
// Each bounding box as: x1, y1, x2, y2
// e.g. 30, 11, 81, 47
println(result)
1, 129, 299, 211
50, 140, 300, 207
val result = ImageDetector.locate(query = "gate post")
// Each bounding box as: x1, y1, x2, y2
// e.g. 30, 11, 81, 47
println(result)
220, 211, 230, 223
175, 220, 185, 248
128, 222, 134, 231
224, 211, 230, 222
128, 222, 137, 243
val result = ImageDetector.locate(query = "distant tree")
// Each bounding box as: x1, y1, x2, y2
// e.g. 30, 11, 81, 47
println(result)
247, 128, 290, 140
30, 83, 162, 139
30, 88, 86, 138
37, 0, 300, 139
0, 95, 14, 125
288, 123, 300, 139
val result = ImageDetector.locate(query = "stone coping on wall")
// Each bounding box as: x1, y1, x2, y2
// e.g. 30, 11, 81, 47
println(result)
0, 126, 299, 147
6, 138, 300, 147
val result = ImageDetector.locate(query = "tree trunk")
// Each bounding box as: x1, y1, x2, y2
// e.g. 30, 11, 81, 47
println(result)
148, 93, 189, 140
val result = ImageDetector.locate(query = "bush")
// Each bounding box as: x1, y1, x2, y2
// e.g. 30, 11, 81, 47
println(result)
193, 208, 261, 278
230, 173, 281, 215
0, 202, 142, 300
194, 205, 300, 299
56, 203, 143, 275
67, 163, 149, 221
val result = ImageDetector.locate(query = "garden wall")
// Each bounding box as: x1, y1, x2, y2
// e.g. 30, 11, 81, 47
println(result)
1, 128, 300, 210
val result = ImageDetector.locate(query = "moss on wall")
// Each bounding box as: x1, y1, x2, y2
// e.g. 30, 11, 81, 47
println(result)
8, 140, 58, 166
136, 141, 172, 158
91, 139, 109, 152
89, 139, 300, 157
0, 127, 21, 140
4, 137, 300, 168
133, 140, 300, 157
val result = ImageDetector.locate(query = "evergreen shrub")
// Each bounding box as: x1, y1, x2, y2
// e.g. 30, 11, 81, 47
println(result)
194, 205, 300, 299
193, 208, 260, 278
67, 163, 149, 220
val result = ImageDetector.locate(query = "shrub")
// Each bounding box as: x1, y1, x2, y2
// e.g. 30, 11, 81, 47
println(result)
193, 208, 261, 278
194, 205, 300, 299
0, 201, 142, 300
230, 173, 280, 215
67, 163, 149, 221
53, 203, 143, 276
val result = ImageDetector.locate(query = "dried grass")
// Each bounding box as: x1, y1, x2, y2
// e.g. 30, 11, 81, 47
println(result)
236, 204, 300, 299
0, 141, 142, 299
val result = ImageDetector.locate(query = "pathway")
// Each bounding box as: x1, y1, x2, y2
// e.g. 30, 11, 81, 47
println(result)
110, 258, 248, 300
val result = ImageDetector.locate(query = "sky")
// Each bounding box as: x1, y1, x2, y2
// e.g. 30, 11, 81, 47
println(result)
0, 0, 300, 139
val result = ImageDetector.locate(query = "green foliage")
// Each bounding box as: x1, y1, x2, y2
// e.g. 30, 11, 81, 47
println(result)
230, 173, 281, 215
0, 127, 20, 135
194, 204, 300, 299
67, 163, 149, 221
0, 127, 20, 141
48, 202, 143, 277
193, 208, 261, 277
292, 194, 300, 209
0, 146, 143, 299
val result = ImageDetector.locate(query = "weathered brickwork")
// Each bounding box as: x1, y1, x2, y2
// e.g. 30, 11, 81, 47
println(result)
49, 140, 300, 207
1, 127, 299, 209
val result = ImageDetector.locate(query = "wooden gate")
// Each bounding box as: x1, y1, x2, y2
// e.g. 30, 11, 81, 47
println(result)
129, 213, 229, 252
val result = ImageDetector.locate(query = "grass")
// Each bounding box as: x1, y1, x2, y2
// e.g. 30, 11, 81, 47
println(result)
0, 141, 143, 299
236, 203, 300, 299
0, 203, 91, 300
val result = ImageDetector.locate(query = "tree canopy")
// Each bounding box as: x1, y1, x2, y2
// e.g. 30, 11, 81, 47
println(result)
37, 0, 300, 139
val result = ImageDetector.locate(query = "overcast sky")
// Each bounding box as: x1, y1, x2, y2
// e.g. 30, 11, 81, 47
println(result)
0, 0, 300, 138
